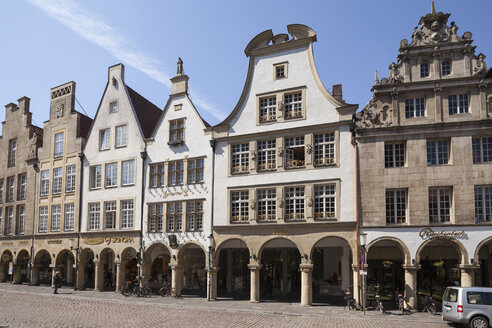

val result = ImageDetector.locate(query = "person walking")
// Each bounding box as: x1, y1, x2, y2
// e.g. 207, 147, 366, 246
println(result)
53, 271, 61, 294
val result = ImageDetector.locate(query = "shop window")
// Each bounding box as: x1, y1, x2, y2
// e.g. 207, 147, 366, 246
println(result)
472, 137, 492, 164
257, 140, 276, 171
405, 98, 425, 118
314, 184, 336, 220
314, 133, 335, 166
231, 143, 249, 174
474, 185, 492, 223
427, 139, 449, 165
231, 191, 249, 223
448, 94, 469, 114
385, 189, 407, 224
285, 187, 305, 221
259, 97, 277, 123
428, 187, 452, 223
385, 142, 405, 168
257, 189, 276, 222
285, 136, 305, 169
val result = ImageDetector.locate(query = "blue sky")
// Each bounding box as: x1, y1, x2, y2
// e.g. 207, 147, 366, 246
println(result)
1, 0, 491, 131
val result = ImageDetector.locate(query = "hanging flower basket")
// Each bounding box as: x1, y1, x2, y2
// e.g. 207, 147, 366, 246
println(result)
382, 260, 393, 268
433, 260, 445, 268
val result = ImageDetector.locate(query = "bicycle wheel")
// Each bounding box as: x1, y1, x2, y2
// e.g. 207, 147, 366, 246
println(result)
159, 287, 166, 297
427, 303, 436, 315
145, 287, 152, 298
121, 286, 132, 297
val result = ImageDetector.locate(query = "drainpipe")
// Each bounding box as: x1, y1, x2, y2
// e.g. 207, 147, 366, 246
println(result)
207, 136, 216, 301
29, 162, 39, 286
351, 121, 362, 305
76, 152, 85, 290
138, 148, 147, 287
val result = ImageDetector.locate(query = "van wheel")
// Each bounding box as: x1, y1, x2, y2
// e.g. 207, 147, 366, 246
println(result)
469, 316, 488, 328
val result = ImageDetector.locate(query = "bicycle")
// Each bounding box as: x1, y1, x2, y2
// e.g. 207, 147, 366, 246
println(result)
159, 282, 177, 297
344, 288, 361, 310
397, 292, 411, 314
121, 281, 152, 298
417, 292, 437, 315
375, 293, 385, 314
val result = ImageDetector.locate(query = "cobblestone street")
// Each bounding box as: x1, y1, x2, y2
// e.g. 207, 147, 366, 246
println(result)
0, 284, 455, 328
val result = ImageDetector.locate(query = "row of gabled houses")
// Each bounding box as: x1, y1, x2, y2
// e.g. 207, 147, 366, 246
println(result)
1, 5, 491, 308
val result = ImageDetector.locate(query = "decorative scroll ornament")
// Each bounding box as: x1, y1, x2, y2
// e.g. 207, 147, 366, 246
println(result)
277, 147, 284, 157
306, 144, 312, 154
354, 96, 393, 129
249, 199, 256, 210
307, 197, 313, 207
277, 101, 284, 111
277, 198, 284, 208
250, 151, 257, 161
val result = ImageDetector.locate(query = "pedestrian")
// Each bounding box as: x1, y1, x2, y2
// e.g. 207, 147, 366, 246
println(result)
53, 271, 61, 294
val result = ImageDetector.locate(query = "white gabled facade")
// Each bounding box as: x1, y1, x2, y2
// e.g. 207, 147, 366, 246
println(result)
80, 64, 161, 291
210, 25, 358, 305
142, 67, 213, 296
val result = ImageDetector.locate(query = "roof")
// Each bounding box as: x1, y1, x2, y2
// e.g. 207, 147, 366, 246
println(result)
76, 111, 93, 139
126, 86, 162, 138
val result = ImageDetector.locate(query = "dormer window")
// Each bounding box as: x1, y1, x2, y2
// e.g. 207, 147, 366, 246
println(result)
442, 61, 451, 76
169, 119, 185, 145
420, 63, 429, 78
274, 63, 287, 80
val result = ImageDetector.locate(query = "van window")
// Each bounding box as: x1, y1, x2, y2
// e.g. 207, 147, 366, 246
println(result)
485, 292, 492, 305
467, 292, 483, 304
444, 288, 458, 302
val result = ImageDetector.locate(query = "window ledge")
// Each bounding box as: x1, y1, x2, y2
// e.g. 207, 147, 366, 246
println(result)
168, 140, 185, 146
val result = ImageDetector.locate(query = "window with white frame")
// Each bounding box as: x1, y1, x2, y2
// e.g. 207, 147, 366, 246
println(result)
168, 160, 184, 186
104, 201, 116, 229
257, 189, 276, 221
52, 167, 62, 194
314, 133, 335, 166
474, 186, 492, 223
420, 63, 429, 78
6, 176, 15, 202
65, 165, 76, 193
285, 136, 305, 168
187, 200, 203, 231
18, 174, 26, 200
51, 204, 61, 232
105, 163, 118, 187
188, 158, 204, 184
54, 132, 64, 158
427, 140, 449, 165
429, 187, 452, 223
120, 200, 134, 229
442, 61, 451, 76
259, 97, 277, 123
385, 189, 407, 224
385, 143, 405, 168
231, 143, 249, 174
38, 206, 48, 232
89, 165, 102, 189
275, 63, 286, 79
109, 101, 117, 113
17, 205, 25, 234
231, 191, 249, 223
405, 98, 425, 118
448, 94, 469, 114
150, 163, 165, 187
115, 125, 127, 148
122, 160, 135, 186
314, 184, 336, 220
8, 139, 17, 167
99, 128, 110, 151
169, 119, 185, 144
64, 203, 74, 231
40, 170, 50, 196
0, 179, 3, 204
285, 187, 305, 220
284, 92, 303, 119
258, 140, 276, 171
6, 207, 13, 235
88, 203, 100, 230
167, 202, 182, 231
472, 137, 492, 164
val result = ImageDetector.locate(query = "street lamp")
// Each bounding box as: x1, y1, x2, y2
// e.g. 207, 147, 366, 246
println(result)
359, 233, 368, 316
207, 234, 215, 301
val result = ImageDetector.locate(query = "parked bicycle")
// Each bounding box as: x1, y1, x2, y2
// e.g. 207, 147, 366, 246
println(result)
417, 292, 437, 315
344, 288, 360, 310
159, 282, 177, 297
375, 293, 385, 314
397, 290, 411, 314
121, 280, 152, 298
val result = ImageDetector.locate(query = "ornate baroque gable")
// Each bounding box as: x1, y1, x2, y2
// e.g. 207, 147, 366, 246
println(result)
354, 96, 392, 129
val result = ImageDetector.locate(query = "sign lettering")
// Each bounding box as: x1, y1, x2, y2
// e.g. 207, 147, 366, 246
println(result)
419, 228, 468, 240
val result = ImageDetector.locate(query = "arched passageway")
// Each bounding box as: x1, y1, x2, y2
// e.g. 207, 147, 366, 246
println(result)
33, 250, 52, 285
79, 249, 95, 289
0, 250, 13, 282
144, 243, 171, 292
216, 239, 249, 299
475, 238, 492, 287
259, 238, 301, 302
55, 250, 75, 286
100, 248, 115, 291
179, 243, 206, 297
15, 250, 30, 284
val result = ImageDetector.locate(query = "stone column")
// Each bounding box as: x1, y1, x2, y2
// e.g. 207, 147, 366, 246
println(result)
77, 260, 86, 290
460, 265, 477, 287
0, 264, 5, 282
50, 265, 56, 287
281, 249, 288, 295
93, 260, 102, 291
115, 261, 122, 292
248, 264, 261, 303
403, 265, 418, 310
226, 249, 233, 293
171, 264, 182, 297
341, 245, 350, 291
300, 263, 313, 306
208, 267, 218, 301
352, 264, 360, 304
391, 92, 400, 125
13, 262, 22, 284
434, 87, 442, 122
66, 257, 73, 284
30, 264, 40, 285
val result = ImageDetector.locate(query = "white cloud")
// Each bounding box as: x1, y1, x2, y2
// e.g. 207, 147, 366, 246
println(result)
27, 0, 225, 121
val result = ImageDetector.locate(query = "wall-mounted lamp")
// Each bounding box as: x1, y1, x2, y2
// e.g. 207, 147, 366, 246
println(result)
172, 255, 176, 260
95, 254, 99, 260
69, 239, 74, 251
52, 253, 56, 258
13, 251, 16, 256
359, 233, 368, 249
303, 254, 308, 260
412, 259, 416, 265
471, 258, 475, 265
116, 254, 120, 260
251, 254, 257, 261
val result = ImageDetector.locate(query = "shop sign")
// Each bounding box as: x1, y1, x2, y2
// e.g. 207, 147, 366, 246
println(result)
19, 241, 29, 245
83, 237, 134, 245
48, 240, 62, 244
419, 228, 468, 240
162, 189, 188, 198
272, 229, 288, 236
1, 242, 13, 246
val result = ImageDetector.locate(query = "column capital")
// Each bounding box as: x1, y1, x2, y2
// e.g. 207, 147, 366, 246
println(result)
402, 264, 420, 271
247, 264, 262, 271
170, 264, 181, 270
299, 263, 313, 273
459, 264, 479, 271
92, 260, 100, 265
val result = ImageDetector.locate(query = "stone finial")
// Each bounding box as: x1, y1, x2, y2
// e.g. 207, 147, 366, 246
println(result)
431, 1, 436, 14
177, 57, 183, 76
374, 70, 380, 85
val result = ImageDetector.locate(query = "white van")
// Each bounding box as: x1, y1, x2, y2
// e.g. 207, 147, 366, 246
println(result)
442, 286, 492, 328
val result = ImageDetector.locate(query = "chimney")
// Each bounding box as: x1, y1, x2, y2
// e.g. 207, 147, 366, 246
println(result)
17, 97, 30, 113
332, 84, 344, 102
